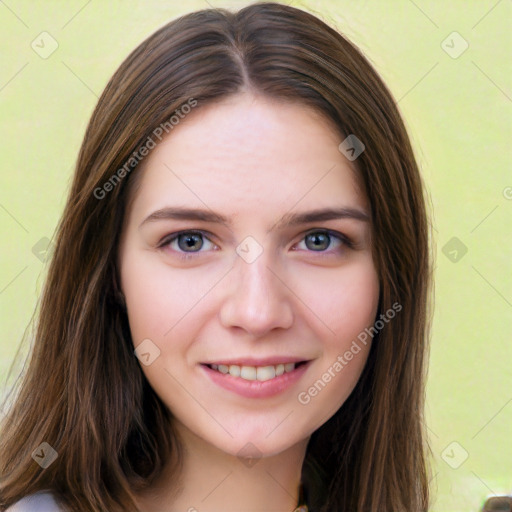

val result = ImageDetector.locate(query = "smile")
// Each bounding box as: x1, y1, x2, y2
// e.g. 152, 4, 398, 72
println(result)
200, 360, 311, 399
207, 362, 305, 382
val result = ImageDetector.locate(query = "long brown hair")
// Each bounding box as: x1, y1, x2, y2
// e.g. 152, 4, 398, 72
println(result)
0, 3, 432, 511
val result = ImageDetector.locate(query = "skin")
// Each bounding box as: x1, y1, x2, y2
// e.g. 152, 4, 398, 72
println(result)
118, 92, 380, 512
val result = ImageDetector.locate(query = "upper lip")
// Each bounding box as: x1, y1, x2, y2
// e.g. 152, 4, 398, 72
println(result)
201, 356, 310, 367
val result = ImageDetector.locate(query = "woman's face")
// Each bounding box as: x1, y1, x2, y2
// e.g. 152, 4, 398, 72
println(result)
119, 93, 379, 458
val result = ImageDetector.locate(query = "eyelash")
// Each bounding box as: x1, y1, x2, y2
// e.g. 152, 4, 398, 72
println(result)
157, 229, 353, 260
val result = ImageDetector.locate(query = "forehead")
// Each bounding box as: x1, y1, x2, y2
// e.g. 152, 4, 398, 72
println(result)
126, 93, 368, 223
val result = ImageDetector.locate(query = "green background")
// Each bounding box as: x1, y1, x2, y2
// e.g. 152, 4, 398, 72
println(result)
0, 1, 511, 510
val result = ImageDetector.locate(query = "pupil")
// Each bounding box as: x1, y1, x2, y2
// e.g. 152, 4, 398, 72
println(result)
178, 233, 203, 252
306, 232, 329, 251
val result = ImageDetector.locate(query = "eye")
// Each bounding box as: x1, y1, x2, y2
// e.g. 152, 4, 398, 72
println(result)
159, 230, 216, 256
158, 229, 352, 259
294, 230, 352, 254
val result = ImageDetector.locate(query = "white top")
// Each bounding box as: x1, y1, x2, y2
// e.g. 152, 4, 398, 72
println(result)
5, 492, 63, 512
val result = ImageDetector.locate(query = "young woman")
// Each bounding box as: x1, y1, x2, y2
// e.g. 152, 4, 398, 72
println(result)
0, 3, 432, 511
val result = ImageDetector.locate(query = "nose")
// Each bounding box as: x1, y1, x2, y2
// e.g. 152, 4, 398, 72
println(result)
219, 250, 294, 337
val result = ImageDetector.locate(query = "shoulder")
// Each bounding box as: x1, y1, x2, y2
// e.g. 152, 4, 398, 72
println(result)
5, 491, 63, 512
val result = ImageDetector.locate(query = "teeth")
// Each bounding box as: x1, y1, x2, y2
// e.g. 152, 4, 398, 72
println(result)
257, 366, 276, 381
229, 364, 241, 377
210, 362, 299, 381
284, 362, 295, 373
240, 366, 257, 380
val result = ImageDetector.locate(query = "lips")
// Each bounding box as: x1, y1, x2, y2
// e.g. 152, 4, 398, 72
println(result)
202, 356, 308, 367
199, 358, 312, 398
206, 361, 307, 381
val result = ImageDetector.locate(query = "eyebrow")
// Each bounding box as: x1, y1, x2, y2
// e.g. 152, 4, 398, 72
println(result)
139, 206, 370, 231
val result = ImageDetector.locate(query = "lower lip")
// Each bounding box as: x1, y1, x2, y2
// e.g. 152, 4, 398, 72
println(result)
200, 362, 311, 399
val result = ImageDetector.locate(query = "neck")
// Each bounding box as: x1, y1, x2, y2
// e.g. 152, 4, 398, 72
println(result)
136, 421, 309, 512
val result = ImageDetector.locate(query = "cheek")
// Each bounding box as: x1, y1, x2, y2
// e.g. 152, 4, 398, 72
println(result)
294, 258, 380, 342
120, 255, 169, 343
121, 251, 197, 340
119, 252, 208, 396
295, 263, 378, 420
335, 266, 380, 341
